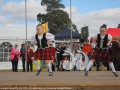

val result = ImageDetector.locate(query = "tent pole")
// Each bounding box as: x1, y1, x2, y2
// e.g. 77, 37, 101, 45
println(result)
70, 0, 72, 52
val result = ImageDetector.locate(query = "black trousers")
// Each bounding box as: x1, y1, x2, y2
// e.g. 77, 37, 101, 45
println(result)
56, 53, 60, 71
11, 61, 18, 72
113, 58, 120, 71
22, 57, 26, 71
27, 61, 33, 72
96, 61, 100, 71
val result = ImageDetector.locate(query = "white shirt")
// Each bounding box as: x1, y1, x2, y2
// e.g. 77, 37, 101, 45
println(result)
93, 34, 112, 41
75, 53, 83, 61
31, 33, 55, 44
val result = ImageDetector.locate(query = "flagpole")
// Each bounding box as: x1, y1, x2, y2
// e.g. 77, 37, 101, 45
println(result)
25, 0, 28, 72
70, 0, 72, 51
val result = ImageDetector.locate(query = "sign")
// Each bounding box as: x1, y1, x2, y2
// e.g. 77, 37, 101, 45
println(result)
81, 26, 89, 39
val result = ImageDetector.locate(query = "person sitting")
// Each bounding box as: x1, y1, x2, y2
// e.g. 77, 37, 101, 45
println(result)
75, 50, 84, 71
62, 56, 69, 71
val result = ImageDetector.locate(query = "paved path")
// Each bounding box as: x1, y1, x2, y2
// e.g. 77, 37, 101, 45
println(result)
0, 71, 120, 90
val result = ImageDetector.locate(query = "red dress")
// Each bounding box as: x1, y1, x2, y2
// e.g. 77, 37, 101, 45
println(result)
27, 49, 34, 62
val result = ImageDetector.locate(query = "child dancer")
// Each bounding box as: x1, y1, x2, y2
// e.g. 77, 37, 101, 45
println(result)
31, 24, 54, 76
85, 24, 118, 77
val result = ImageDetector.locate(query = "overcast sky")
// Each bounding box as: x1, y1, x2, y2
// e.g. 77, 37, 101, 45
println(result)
0, 0, 120, 39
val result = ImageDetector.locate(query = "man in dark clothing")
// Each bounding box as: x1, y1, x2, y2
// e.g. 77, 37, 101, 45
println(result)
56, 44, 61, 71
59, 43, 66, 70
20, 43, 26, 72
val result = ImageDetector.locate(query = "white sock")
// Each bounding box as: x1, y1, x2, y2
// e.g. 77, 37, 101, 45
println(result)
46, 63, 52, 72
86, 60, 93, 71
33, 60, 40, 70
109, 62, 116, 73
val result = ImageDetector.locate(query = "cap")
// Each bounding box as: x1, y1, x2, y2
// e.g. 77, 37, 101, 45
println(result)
86, 39, 89, 42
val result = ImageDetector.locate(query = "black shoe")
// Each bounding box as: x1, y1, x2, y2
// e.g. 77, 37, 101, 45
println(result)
36, 68, 42, 76
49, 72, 53, 76
113, 72, 118, 77
85, 71, 88, 76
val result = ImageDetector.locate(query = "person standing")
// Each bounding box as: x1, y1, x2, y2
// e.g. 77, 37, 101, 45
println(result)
111, 36, 120, 71
10, 44, 21, 72
20, 42, 26, 72
85, 24, 118, 77
31, 24, 54, 76
27, 45, 34, 72
49, 42, 56, 71
59, 43, 66, 66
56, 44, 61, 71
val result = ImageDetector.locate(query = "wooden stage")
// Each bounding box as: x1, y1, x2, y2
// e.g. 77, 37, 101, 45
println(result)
0, 71, 120, 90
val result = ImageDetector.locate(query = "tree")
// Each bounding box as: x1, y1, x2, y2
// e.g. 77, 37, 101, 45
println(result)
37, 0, 78, 34
118, 23, 120, 28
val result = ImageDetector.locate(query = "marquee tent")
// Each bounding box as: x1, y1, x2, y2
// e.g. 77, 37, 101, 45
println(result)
107, 28, 120, 38
55, 27, 81, 39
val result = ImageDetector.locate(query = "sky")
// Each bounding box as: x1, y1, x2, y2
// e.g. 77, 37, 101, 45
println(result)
0, 0, 120, 39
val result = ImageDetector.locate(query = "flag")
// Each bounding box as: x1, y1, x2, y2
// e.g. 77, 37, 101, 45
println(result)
81, 26, 89, 39
36, 22, 48, 34
42, 22, 48, 33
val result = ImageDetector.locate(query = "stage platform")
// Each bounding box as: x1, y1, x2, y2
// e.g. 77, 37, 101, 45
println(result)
0, 71, 120, 90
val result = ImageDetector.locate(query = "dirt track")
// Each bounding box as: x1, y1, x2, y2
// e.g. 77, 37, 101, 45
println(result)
0, 71, 120, 90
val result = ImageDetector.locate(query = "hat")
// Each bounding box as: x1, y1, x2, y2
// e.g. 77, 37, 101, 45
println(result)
86, 39, 89, 42
22, 42, 25, 45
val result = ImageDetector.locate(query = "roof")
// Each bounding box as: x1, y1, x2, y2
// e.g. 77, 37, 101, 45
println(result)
55, 27, 81, 39
107, 28, 120, 38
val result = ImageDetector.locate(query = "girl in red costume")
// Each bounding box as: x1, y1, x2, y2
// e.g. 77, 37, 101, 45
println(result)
31, 24, 54, 76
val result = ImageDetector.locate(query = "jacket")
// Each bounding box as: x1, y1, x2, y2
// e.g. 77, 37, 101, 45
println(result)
82, 44, 93, 55
10, 48, 21, 61
111, 41, 120, 59
27, 49, 34, 62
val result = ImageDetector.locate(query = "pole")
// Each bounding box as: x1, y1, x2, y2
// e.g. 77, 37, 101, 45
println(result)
70, 0, 72, 52
25, 0, 28, 72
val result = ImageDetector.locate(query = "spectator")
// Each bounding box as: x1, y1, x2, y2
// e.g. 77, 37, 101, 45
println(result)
66, 43, 71, 49
27, 45, 34, 72
62, 55, 69, 71
72, 40, 80, 52
60, 43, 66, 61
75, 50, 83, 71
82, 40, 93, 71
49, 42, 56, 71
20, 42, 26, 72
111, 36, 120, 71
10, 44, 21, 72
56, 43, 61, 71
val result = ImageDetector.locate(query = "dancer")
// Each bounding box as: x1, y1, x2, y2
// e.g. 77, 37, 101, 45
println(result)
31, 24, 54, 76
85, 24, 118, 77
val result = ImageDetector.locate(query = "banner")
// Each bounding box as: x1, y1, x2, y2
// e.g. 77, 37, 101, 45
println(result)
36, 22, 48, 34
33, 60, 45, 70
42, 22, 48, 33
81, 26, 89, 39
